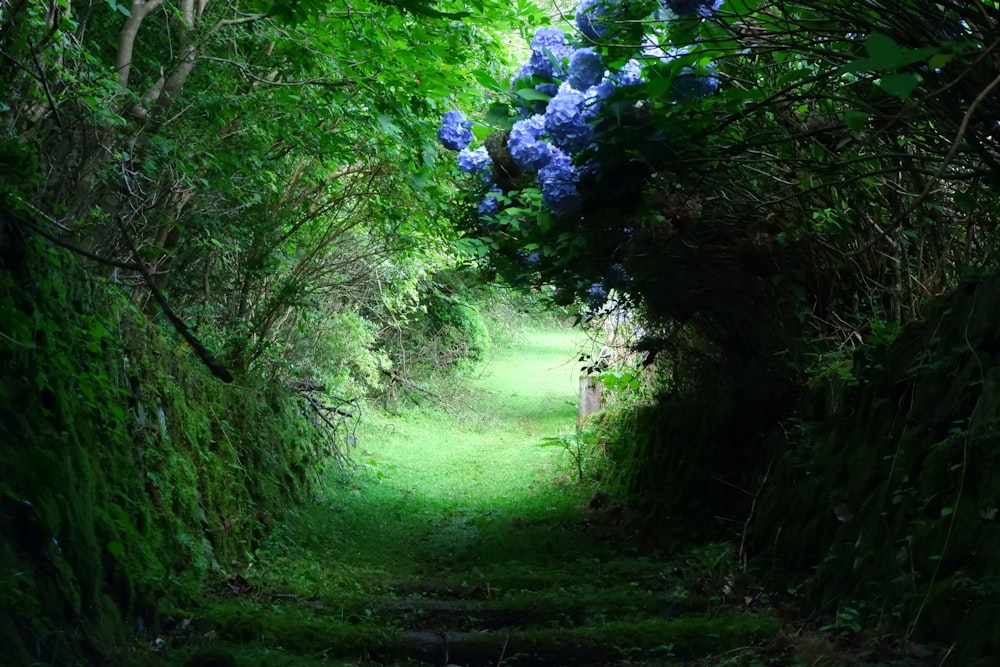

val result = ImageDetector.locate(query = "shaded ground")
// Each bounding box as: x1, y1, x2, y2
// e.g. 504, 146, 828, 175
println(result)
130, 327, 930, 667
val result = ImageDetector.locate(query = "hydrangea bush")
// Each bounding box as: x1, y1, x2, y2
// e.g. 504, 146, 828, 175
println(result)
436, 0, 724, 307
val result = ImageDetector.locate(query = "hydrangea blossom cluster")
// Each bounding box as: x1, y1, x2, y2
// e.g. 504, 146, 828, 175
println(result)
525, 27, 576, 80
457, 146, 491, 175
568, 48, 604, 90
643, 35, 688, 62
582, 80, 615, 120
544, 83, 593, 153
478, 186, 503, 218
437, 0, 725, 221
672, 71, 721, 100
585, 282, 609, 309
508, 115, 554, 172
575, 0, 620, 41
615, 59, 644, 86
437, 111, 473, 151
537, 149, 581, 216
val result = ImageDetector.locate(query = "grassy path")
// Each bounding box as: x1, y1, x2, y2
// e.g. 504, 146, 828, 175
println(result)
148, 326, 783, 667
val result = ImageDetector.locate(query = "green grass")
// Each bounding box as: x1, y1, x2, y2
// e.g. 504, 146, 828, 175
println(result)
126, 321, 948, 667
309, 325, 592, 579
216, 324, 594, 602
139, 323, 790, 666
359, 326, 584, 499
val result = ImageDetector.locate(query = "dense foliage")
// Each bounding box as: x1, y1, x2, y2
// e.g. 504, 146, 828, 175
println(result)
6, 0, 1000, 661
0, 0, 542, 661
0, 227, 335, 663
0, 0, 544, 394
443, 0, 1000, 327
438, 0, 1000, 658
439, 0, 1000, 487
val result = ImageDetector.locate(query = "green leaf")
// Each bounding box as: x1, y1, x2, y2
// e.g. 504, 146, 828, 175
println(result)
953, 192, 977, 212
940, 507, 954, 517
536, 210, 555, 233
485, 102, 513, 128
644, 76, 674, 99
838, 58, 876, 75
105, 0, 131, 16
843, 110, 867, 132
896, 46, 940, 68
928, 53, 954, 70
865, 32, 903, 69
515, 87, 552, 102
107, 540, 125, 558
377, 115, 401, 136
877, 73, 920, 100
842, 34, 938, 75
721, 0, 759, 14
471, 69, 503, 92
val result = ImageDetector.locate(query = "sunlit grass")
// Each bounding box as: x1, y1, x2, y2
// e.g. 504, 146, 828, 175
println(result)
246, 323, 593, 598
151, 322, 786, 667
357, 326, 584, 502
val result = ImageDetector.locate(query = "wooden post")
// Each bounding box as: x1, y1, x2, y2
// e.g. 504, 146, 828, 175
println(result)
578, 374, 603, 431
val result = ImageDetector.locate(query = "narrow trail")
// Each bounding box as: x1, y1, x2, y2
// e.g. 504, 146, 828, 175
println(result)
155, 327, 779, 667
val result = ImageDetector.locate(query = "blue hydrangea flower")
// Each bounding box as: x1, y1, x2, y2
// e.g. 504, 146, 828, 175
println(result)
517, 249, 542, 265
438, 111, 473, 151
538, 148, 580, 216
672, 70, 720, 100
544, 83, 593, 153
615, 59, 644, 86
568, 47, 604, 91
478, 186, 503, 218
535, 82, 560, 98
531, 27, 567, 50
575, 0, 619, 41
457, 146, 492, 174
529, 44, 574, 80
525, 27, 573, 80
508, 115, 555, 172
585, 282, 609, 309
663, 0, 723, 17
582, 79, 615, 120
512, 60, 538, 84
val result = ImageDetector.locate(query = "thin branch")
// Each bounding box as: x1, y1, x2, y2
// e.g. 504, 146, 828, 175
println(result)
11, 198, 235, 384
847, 69, 1000, 256
200, 56, 359, 88
26, 38, 62, 127
214, 14, 265, 29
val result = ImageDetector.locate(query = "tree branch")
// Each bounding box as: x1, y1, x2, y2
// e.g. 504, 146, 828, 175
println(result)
115, 0, 165, 89
12, 200, 235, 383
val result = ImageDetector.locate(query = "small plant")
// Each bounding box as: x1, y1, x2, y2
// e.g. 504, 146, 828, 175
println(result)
540, 431, 595, 482
819, 605, 863, 638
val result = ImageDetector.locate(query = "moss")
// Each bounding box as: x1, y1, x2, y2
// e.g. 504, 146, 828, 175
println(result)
0, 235, 328, 663
750, 274, 1000, 663
182, 647, 240, 667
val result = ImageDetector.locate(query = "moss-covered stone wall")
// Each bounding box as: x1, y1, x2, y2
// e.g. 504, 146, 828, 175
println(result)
0, 220, 326, 663
752, 274, 1000, 664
